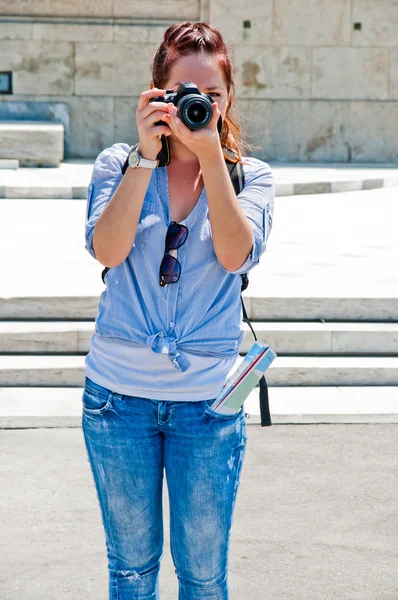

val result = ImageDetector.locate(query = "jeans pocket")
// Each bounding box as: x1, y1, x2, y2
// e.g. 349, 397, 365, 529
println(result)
204, 399, 244, 421
82, 377, 113, 415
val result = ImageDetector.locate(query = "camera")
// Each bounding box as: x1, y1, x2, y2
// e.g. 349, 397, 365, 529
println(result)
149, 82, 213, 130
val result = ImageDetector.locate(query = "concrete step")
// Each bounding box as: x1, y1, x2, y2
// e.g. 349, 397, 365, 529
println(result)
240, 322, 398, 355
1, 161, 398, 199
1, 321, 398, 356
1, 355, 398, 387
0, 386, 397, 428
2, 295, 398, 321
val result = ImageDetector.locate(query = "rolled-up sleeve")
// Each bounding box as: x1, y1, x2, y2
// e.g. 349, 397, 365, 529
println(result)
84, 142, 130, 260
222, 157, 275, 276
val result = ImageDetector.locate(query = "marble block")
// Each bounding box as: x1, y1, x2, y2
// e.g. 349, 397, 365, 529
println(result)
114, 97, 139, 147
349, 102, 398, 163
0, 0, 113, 17
65, 95, 115, 158
210, 0, 273, 46
0, 100, 70, 156
0, 121, 64, 166
237, 46, 311, 99
352, 0, 398, 47
268, 100, 350, 162
273, 0, 351, 46
312, 48, 389, 100
113, 24, 168, 44
75, 42, 157, 96
237, 99, 272, 160
390, 49, 398, 99
0, 22, 33, 40
0, 40, 74, 95
33, 22, 113, 42
113, 0, 199, 19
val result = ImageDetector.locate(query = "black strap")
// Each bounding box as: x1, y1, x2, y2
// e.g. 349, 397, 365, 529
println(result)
240, 294, 272, 427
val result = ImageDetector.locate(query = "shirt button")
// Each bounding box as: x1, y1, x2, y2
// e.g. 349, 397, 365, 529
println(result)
170, 321, 174, 327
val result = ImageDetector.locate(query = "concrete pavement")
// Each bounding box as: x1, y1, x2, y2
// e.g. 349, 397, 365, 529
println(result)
1, 424, 397, 600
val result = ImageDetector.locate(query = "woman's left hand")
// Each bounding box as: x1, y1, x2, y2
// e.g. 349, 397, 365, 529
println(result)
164, 102, 222, 159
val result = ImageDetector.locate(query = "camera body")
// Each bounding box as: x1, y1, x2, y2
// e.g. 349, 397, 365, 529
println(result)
149, 82, 213, 131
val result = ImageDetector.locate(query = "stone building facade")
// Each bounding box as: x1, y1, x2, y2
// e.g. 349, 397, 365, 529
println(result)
0, 0, 397, 162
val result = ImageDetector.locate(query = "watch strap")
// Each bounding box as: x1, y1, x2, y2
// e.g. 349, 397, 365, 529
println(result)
138, 155, 159, 169
128, 144, 158, 169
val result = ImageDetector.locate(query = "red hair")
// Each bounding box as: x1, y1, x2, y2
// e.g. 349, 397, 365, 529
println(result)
151, 21, 245, 161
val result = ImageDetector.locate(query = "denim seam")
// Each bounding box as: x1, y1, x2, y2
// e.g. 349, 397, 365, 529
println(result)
82, 428, 119, 598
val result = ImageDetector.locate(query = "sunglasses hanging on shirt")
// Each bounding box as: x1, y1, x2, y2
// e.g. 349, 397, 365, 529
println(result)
159, 222, 188, 287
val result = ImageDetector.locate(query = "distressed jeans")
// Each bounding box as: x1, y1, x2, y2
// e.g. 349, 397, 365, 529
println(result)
81, 376, 248, 600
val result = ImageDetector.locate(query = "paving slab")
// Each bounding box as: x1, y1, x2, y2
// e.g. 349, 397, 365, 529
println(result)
1, 425, 397, 599
1, 159, 398, 198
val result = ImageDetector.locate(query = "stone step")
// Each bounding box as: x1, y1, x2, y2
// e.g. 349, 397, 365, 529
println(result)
1, 355, 398, 387
0, 121, 64, 167
1, 321, 398, 356
1, 161, 398, 199
1, 295, 398, 321
0, 386, 397, 428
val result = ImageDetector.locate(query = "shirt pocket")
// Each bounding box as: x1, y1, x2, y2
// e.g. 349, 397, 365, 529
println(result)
135, 201, 157, 240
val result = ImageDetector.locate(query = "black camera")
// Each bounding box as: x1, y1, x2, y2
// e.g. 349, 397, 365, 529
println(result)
149, 82, 213, 131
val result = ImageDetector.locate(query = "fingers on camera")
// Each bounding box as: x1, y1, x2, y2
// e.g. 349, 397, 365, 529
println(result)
137, 88, 165, 111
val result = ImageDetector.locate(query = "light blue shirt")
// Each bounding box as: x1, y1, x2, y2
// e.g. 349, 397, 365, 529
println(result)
84, 142, 274, 401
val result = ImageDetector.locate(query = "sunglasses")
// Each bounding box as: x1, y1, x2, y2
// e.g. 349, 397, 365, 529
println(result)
159, 222, 189, 287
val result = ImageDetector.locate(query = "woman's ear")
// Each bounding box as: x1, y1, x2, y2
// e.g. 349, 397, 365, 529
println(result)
150, 81, 154, 89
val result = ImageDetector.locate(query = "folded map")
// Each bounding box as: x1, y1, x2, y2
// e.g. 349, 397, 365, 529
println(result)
209, 342, 277, 415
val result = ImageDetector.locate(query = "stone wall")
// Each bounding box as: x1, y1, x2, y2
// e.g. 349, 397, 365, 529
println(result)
0, 0, 397, 162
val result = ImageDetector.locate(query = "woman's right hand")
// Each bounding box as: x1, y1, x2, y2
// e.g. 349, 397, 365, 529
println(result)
136, 88, 172, 160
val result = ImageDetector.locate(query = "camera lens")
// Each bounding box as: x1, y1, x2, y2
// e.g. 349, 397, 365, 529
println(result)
178, 96, 213, 130
187, 103, 207, 123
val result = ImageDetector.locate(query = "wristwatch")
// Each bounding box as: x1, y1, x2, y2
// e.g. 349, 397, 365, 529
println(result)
128, 146, 159, 169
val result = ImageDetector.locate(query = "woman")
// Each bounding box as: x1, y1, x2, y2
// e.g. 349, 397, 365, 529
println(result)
82, 21, 274, 600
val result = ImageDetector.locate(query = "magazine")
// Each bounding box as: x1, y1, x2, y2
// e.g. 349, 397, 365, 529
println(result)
208, 342, 277, 415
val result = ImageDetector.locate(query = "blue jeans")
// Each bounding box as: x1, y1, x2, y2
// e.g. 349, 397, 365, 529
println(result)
81, 376, 248, 600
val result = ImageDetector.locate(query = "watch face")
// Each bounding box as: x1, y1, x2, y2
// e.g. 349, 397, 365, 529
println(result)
128, 150, 140, 168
